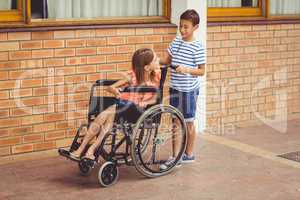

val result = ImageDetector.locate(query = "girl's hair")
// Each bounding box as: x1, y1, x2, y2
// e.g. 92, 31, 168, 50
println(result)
132, 48, 155, 84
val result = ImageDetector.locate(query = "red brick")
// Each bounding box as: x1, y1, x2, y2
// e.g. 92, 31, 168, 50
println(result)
127, 36, 144, 44
44, 58, 64, 67
107, 54, 130, 63
10, 107, 32, 117
65, 75, 86, 84
87, 55, 106, 64
75, 30, 95, 38
20, 60, 42, 69
9, 126, 32, 136
43, 76, 65, 86
21, 115, 44, 125
33, 141, 56, 151
66, 57, 87, 65
8, 32, 31, 41
97, 46, 116, 54
23, 133, 44, 143
76, 47, 97, 56
76, 65, 96, 74
116, 45, 135, 54
9, 51, 31, 60
32, 32, 53, 40
0, 52, 8, 61
33, 123, 55, 133
107, 37, 126, 45
44, 113, 65, 122
145, 35, 163, 43
86, 38, 106, 46
45, 130, 65, 140
95, 29, 116, 37
116, 28, 135, 36
12, 144, 33, 154
0, 147, 10, 156
43, 40, 65, 48
0, 110, 9, 118
21, 41, 42, 49
55, 66, 75, 76
0, 33, 7, 41
21, 79, 43, 88
0, 42, 19, 53
87, 73, 106, 82
54, 48, 75, 57
0, 91, 9, 99
54, 30, 75, 39
66, 39, 86, 47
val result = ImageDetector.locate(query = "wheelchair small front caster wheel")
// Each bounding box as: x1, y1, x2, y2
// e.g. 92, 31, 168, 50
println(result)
78, 158, 94, 176
98, 161, 119, 187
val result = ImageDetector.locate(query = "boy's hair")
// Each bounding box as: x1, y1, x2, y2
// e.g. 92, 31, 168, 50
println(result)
132, 48, 154, 84
180, 9, 200, 26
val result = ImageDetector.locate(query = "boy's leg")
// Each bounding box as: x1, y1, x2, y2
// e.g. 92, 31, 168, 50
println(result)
185, 121, 196, 156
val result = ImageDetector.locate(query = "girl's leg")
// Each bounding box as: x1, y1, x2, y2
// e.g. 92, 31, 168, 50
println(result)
85, 105, 116, 159
72, 105, 116, 157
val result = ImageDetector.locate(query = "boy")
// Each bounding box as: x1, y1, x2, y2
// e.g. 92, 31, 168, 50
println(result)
160, 9, 205, 163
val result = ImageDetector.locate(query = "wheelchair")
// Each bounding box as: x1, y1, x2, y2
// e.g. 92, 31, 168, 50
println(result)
58, 67, 187, 187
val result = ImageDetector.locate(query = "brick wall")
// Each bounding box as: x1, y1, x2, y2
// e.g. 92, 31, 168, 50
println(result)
206, 23, 300, 134
0, 26, 177, 158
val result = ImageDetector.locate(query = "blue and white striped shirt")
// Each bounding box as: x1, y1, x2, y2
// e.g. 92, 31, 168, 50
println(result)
168, 37, 206, 92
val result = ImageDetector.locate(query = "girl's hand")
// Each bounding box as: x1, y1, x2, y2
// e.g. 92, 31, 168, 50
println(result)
107, 86, 120, 98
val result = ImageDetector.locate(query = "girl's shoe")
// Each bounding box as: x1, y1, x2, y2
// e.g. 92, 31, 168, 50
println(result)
69, 152, 80, 161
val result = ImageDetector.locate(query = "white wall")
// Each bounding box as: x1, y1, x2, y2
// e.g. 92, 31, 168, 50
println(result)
171, 0, 207, 133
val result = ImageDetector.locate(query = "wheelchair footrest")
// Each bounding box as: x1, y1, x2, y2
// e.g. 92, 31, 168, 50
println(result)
58, 148, 79, 162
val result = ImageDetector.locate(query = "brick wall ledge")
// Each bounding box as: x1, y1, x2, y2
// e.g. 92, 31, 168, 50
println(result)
208, 19, 300, 26
0, 23, 177, 33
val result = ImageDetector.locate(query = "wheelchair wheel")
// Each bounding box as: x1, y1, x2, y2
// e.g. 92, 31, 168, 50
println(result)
98, 161, 119, 187
78, 157, 94, 176
131, 104, 187, 178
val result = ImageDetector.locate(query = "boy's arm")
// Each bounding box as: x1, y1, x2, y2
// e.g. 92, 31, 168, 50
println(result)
176, 64, 205, 76
159, 51, 172, 66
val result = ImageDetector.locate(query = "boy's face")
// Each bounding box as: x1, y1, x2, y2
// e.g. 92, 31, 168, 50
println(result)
179, 19, 198, 40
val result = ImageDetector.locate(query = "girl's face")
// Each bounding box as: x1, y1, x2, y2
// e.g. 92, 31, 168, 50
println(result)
145, 52, 160, 72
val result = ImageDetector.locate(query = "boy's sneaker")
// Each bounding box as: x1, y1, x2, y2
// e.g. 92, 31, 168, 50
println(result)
160, 157, 182, 170
181, 153, 195, 163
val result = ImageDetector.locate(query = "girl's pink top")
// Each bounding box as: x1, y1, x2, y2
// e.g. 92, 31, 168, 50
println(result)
119, 69, 161, 107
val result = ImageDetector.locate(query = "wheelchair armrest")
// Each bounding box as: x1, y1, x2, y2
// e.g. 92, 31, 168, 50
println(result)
95, 79, 119, 86
121, 86, 159, 93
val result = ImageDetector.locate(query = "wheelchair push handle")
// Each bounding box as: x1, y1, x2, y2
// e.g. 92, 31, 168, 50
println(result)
95, 79, 118, 86
94, 79, 159, 93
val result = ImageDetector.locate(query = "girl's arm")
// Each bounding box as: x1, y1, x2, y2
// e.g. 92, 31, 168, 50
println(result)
107, 73, 131, 97
175, 64, 205, 76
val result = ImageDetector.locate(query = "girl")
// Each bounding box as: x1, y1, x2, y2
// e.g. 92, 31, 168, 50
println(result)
69, 48, 161, 160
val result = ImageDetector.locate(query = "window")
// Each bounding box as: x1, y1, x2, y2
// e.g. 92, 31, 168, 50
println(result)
208, 0, 263, 21
0, 0, 23, 22
268, 0, 300, 19
208, 0, 300, 21
0, 0, 171, 26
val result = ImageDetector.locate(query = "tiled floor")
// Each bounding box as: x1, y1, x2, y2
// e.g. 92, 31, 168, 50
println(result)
1, 119, 300, 200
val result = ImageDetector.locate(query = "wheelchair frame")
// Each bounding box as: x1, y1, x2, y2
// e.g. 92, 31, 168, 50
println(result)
58, 67, 188, 187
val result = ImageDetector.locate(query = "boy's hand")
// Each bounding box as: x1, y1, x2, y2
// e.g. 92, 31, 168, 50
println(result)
175, 65, 185, 74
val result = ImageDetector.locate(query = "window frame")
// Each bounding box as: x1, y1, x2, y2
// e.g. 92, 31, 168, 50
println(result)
208, 0, 300, 22
0, 0, 23, 22
208, 0, 263, 22
27, 0, 171, 27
